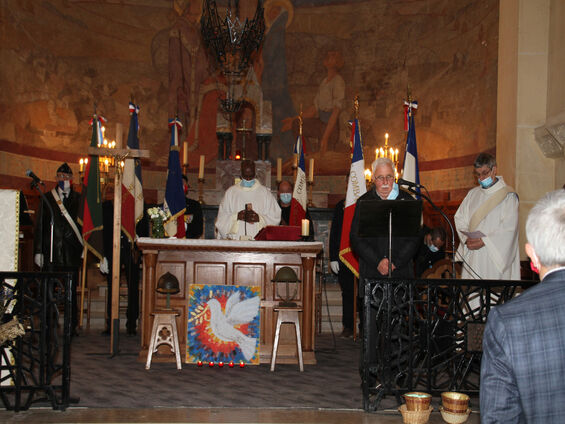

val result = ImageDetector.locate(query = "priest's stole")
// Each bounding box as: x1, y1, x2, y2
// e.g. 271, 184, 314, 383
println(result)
187, 284, 261, 365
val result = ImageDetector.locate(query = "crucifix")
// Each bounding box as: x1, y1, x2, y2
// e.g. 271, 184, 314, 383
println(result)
86, 144, 149, 355
236, 118, 252, 160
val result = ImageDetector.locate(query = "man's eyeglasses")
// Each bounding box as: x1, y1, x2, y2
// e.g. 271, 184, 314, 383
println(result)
473, 168, 493, 179
56, 173, 72, 181
375, 175, 394, 183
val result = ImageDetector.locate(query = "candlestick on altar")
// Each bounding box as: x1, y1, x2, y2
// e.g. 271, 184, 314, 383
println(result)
197, 178, 205, 204
307, 180, 314, 208
198, 155, 205, 179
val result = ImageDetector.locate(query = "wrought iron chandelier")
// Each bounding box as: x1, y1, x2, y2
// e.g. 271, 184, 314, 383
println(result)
201, 0, 265, 114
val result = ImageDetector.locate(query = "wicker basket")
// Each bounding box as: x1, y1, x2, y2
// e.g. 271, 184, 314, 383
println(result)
398, 404, 433, 424
439, 406, 471, 424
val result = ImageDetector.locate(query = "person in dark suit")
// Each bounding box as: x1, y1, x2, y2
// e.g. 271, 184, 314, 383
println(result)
413, 226, 446, 277
350, 157, 420, 284
480, 189, 565, 423
33, 162, 82, 334
182, 175, 203, 239
330, 196, 356, 338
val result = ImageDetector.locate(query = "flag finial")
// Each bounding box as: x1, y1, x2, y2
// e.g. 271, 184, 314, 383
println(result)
353, 95, 359, 119
298, 104, 303, 137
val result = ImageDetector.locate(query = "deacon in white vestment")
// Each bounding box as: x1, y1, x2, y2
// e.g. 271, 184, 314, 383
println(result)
216, 160, 281, 239
454, 153, 520, 280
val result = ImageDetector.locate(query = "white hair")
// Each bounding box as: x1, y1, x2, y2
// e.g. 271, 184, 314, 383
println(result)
371, 157, 394, 174
526, 189, 565, 267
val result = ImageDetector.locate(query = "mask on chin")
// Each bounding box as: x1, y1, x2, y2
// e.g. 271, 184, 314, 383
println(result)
387, 182, 399, 200
240, 178, 255, 188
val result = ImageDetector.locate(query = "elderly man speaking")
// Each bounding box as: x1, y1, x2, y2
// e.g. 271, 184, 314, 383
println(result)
480, 189, 565, 422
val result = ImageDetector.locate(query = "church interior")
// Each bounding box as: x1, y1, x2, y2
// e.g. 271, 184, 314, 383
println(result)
1, 0, 565, 422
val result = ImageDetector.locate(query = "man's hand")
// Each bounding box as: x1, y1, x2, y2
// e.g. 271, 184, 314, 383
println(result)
330, 261, 339, 274
237, 209, 259, 223
466, 237, 485, 250
377, 258, 396, 275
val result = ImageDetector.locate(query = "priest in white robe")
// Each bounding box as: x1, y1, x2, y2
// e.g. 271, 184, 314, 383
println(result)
216, 160, 281, 240
454, 153, 520, 280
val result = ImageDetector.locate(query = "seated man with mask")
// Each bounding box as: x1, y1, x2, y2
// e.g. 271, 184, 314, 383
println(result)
216, 160, 281, 240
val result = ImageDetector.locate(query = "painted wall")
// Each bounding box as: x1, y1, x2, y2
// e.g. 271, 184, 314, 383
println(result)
0, 0, 499, 203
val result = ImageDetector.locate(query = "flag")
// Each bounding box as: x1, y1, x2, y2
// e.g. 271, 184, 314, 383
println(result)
163, 118, 186, 238
338, 119, 367, 277
289, 134, 307, 226
78, 113, 105, 260
121, 102, 144, 242
402, 104, 420, 198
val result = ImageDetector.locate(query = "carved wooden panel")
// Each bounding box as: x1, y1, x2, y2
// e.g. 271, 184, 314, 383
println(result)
194, 262, 227, 285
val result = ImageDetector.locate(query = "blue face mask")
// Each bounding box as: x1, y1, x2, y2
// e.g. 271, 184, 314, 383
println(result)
387, 182, 399, 200
240, 178, 255, 188
428, 244, 439, 253
479, 176, 493, 188
280, 193, 292, 204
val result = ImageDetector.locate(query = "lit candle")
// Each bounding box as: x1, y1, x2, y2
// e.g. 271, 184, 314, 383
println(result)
309, 158, 314, 182
380, 147, 384, 157
104, 158, 109, 173
276, 158, 282, 181
385, 132, 389, 144
364, 168, 371, 182
389, 147, 394, 159
198, 155, 205, 179
395, 148, 399, 162
375, 148, 379, 160
79, 158, 84, 172
183, 141, 188, 166
301, 219, 310, 236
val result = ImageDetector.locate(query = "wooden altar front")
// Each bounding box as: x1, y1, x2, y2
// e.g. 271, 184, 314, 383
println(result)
136, 238, 323, 365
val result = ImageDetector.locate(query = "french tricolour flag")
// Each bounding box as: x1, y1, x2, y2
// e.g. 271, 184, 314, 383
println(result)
339, 119, 366, 277
121, 102, 144, 242
402, 109, 420, 199
289, 134, 307, 226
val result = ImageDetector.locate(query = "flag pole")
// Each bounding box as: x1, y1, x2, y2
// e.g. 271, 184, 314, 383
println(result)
352, 95, 359, 341
79, 243, 88, 329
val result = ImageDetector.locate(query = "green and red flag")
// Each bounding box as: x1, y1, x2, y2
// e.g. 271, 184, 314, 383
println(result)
78, 113, 105, 260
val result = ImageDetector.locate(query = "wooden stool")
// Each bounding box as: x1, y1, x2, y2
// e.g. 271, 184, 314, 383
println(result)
270, 307, 304, 372
145, 311, 182, 370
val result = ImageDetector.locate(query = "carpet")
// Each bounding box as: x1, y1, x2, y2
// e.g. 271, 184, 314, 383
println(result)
70, 331, 369, 410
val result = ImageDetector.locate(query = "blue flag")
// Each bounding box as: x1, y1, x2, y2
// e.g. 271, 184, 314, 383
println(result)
163, 118, 186, 238
402, 112, 420, 198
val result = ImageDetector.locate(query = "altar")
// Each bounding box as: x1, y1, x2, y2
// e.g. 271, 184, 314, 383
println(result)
136, 238, 324, 365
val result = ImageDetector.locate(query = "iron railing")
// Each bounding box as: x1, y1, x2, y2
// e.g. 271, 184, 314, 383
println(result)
0, 272, 73, 411
361, 277, 537, 411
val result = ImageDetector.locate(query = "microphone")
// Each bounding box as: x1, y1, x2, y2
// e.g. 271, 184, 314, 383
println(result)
397, 178, 424, 189
26, 169, 44, 186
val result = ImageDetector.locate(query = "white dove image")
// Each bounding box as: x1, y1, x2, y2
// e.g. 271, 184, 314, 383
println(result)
206, 291, 260, 361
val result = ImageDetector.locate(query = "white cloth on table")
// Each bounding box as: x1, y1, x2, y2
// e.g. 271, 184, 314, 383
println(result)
215, 180, 281, 240
454, 176, 520, 280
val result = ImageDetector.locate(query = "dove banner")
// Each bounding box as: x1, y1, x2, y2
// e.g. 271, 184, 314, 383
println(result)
187, 284, 261, 365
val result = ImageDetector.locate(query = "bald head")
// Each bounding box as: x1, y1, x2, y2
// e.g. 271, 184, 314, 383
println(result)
278, 180, 293, 206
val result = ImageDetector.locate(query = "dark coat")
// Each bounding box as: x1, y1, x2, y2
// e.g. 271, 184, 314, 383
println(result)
185, 197, 203, 239
350, 188, 420, 281
34, 188, 82, 269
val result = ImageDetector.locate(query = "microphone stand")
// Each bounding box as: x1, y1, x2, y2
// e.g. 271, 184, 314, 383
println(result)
407, 186, 457, 278
31, 179, 55, 271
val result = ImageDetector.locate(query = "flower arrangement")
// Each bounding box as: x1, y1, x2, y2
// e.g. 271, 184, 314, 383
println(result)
147, 207, 170, 238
